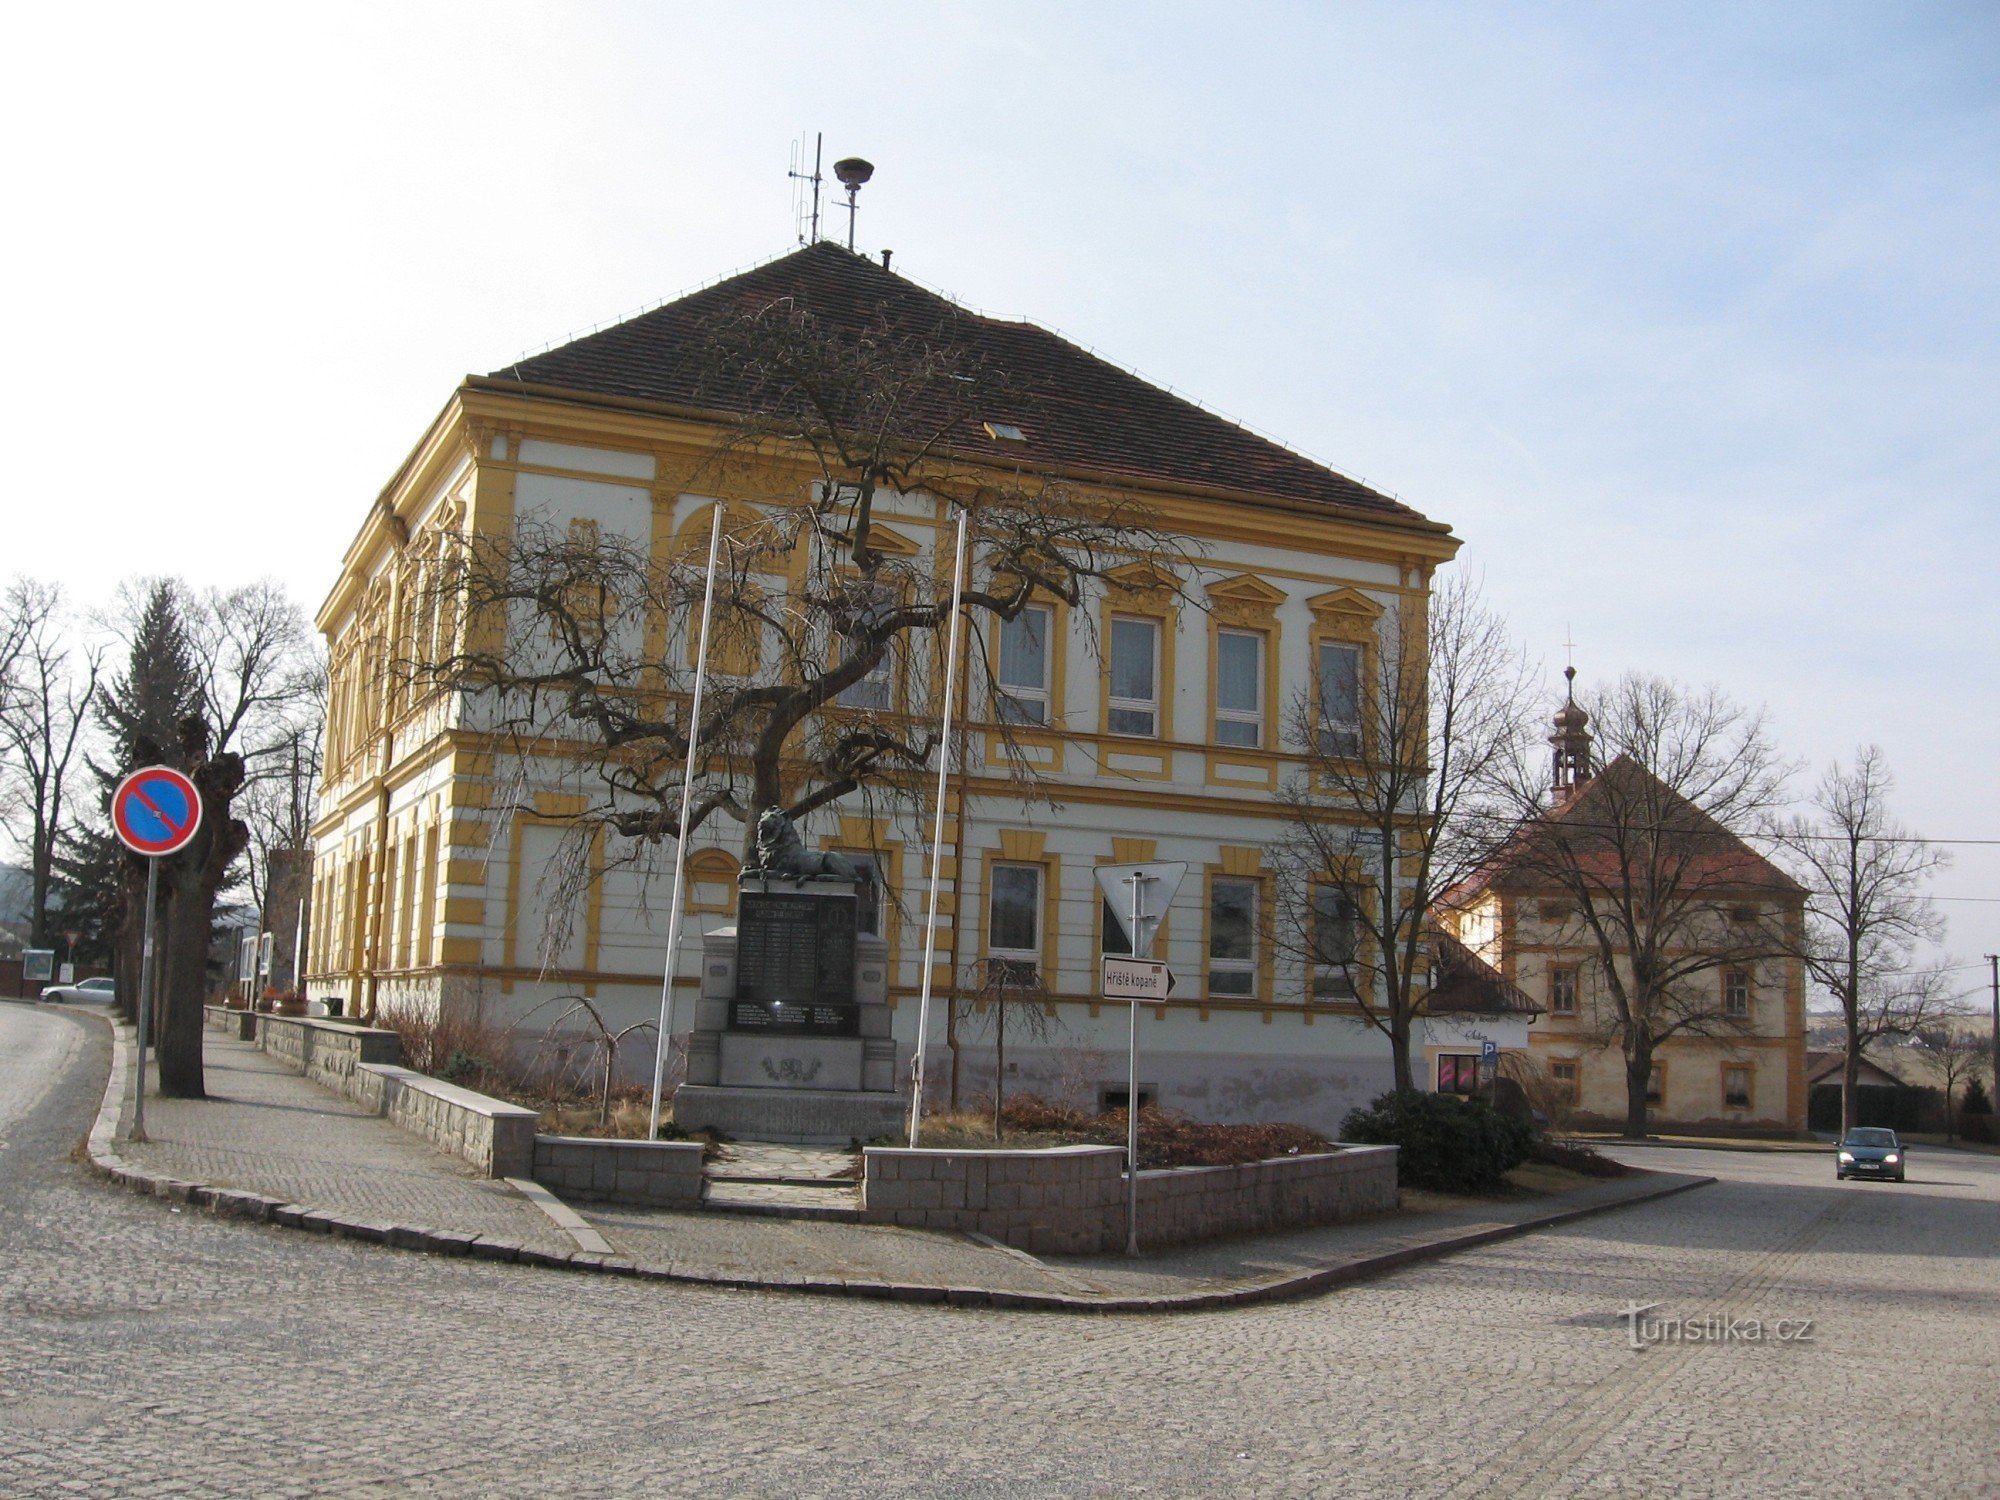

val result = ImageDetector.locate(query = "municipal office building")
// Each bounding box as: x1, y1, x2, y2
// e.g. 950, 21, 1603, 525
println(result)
305, 242, 1465, 1134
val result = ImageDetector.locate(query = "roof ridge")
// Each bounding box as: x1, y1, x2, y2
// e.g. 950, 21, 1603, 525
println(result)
486, 242, 1440, 524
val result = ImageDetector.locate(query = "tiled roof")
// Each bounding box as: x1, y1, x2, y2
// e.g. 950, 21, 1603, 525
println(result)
1425, 926, 1542, 1017
488, 242, 1439, 525
1454, 755, 1804, 903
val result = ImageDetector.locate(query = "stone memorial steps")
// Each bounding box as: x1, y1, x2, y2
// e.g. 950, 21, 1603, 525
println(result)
698, 1140, 863, 1220
700, 1177, 862, 1221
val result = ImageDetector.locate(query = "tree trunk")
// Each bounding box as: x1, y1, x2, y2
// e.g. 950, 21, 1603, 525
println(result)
1389, 1009, 1414, 1093
155, 865, 211, 1097
1623, 1044, 1653, 1138
153, 738, 249, 1099
1840, 1042, 1861, 1138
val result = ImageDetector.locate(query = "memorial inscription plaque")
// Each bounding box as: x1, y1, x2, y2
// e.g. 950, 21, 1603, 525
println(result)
732, 890, 857, 1036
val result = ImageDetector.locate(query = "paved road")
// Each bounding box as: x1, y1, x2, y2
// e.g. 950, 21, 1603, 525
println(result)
3, 1002, 1995, 1498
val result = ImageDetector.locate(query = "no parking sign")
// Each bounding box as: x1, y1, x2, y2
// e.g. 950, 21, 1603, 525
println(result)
111, 764, 202, 1141
112, 766, 202, 858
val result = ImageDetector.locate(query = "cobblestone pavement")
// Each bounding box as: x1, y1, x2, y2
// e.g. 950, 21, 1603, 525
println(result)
116, 1030, 573, 1256
4, 1001, 1996, 1498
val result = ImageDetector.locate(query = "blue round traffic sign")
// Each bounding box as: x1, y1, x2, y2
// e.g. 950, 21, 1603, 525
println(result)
112, 766, 203, 858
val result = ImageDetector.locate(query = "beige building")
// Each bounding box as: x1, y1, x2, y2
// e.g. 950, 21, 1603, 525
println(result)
304, 243, 1465, 1135
1448, 690, 1808, 1132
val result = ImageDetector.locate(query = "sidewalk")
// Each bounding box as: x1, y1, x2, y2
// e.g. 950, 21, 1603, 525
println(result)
91, 1021, 1712, 1312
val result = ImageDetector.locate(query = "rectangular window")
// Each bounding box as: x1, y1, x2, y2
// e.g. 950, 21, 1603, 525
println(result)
1213, 629, 1263, 747
1550, 1059, 1581, 1105
1437, 1055, 1480, 1096
1101, 896, 1132, 957
1108, 615, 1160, 737
996, 605, 1052, 725
1544, 1064, 1576, 1112
1723, 1064, 1752, 1109
1550, 966, 1577, 1016
1311, 884, 1358, 998
836, 583, 895, 710
987, 863, 1042, 966
1723, 969, 1751, 1019
1317, 642, 1362, 757
839, 852, 886, 937
1646, 1064, 1665, 1106
1207, 876, 1258, 997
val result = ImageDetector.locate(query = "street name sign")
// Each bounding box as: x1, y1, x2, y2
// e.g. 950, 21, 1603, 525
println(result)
112, 766, 202, 858
1102, 956, 1178, 1003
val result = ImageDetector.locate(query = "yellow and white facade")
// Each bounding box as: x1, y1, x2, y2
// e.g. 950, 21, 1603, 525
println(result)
307, 247, 1463, 1133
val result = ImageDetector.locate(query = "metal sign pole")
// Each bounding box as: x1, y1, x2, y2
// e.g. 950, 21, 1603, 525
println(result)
1125, 870, 1152, 1258
649, 503, 726, 1142
909, 509, 970, 1148
133, 856, 159, 1142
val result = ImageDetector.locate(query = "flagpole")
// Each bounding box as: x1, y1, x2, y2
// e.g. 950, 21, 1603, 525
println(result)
649, 504, 725, 1140
909, 509, 970, 1147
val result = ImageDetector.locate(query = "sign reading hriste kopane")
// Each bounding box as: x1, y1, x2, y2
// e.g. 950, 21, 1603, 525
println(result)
111, 766, 203, 858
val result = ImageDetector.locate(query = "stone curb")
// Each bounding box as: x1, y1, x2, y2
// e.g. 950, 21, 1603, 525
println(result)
1572, 1134, 1826, 1156
79, 1012, 1713, 1314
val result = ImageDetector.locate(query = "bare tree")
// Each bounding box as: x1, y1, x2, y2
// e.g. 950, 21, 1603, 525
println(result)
523, 993, 658, 1130
1914, 1014, 1989, 1142
960, 956, 1065, 1138
1776, 747, 1951, 1135
97, 580, 318, 1097
411, 299, 1189, 874
0, 579, 103, 950
1490, 675, 1798, 1137
1271, 573, 1535, 1091
238, 672, 326, 991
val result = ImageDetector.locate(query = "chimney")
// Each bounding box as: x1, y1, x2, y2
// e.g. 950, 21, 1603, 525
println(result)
880, 249, 893, 271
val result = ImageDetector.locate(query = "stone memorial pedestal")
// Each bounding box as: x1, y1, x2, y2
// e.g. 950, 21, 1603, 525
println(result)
674, 876, 904, 1146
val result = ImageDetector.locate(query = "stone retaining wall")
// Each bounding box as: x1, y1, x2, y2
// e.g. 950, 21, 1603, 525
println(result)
202, 1005, 257, 1041
366, 1065, 538, 1179
247, 1014, 533, 1178
1134, 1147, 1399, 1246
253, 1013, 402, 1096
862, 1146, 1129, 1253
862, 1143, 1400, 1253
532, 1136, 706, 1207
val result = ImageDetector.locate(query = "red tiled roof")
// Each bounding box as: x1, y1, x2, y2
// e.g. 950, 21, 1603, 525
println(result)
1456, 755, 1803, 903
1425, 926, 1542, 1017
486, 242, 1440, 525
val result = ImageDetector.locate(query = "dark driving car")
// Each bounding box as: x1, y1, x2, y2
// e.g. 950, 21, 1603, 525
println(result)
1836, 1127, 1905, 1182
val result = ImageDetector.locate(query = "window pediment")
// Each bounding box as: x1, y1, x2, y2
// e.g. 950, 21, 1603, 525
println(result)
1205, 573, 1286, 627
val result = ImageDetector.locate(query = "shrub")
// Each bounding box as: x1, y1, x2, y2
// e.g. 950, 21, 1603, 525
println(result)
1963, 1079, 1992, 1116
1341, 1089, 1537, 1193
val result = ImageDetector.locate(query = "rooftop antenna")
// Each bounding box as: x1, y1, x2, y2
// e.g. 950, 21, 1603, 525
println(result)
833, 156, 873, 251
788, 132, 824, 244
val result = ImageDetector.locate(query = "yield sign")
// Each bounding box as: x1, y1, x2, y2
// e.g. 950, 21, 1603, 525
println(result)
1093, 861, 1188, 959
112, 766, 203, 858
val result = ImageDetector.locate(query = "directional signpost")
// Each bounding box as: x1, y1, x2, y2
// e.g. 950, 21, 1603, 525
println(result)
1094, 861, 1188, 1256
111, 766, 203, 1140
1100, 956, 1177, 1003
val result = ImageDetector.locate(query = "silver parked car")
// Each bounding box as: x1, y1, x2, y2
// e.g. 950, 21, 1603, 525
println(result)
40, 976, 117, 1005
1836, 1127, 1906, 1182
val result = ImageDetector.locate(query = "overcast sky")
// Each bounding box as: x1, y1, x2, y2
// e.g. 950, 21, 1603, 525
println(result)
4, 2, 1994, 975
